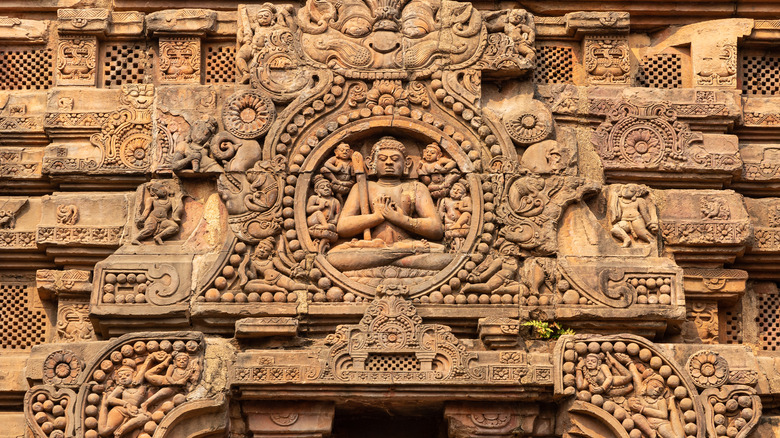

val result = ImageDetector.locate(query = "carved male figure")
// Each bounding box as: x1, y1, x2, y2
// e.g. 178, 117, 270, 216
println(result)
237, 3, 293, 83
609, 184, 658, 247
575, 352, 633, 397
140, 352, 200, 413
171, 117, 219, 172
506, 9, 535, 62
628, 372, 679, 438
462, 241, 523, 295
328, 136, 450, 271
132, 181, 182, 245
244, 237, 319, 295
97, 361, 151, 438
307, 176, 341, 231
320, 143, 358, 202
417, 142, 459, 199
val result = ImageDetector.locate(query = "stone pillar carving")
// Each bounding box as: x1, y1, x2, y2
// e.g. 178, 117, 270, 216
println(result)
36, 269, 96, 342
243, 401, 335, 438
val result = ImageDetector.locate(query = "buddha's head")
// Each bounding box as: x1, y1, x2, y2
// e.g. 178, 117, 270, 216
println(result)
369, 136, 411, 177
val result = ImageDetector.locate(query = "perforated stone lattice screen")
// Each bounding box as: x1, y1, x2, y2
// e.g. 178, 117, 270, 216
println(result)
0, 48, 53, 90
741, 52, 780, 95
757, 290, 780, 351
534, 45, 573, 84
204, 43, 236, 84
365, 354, 421, 372
0, 282, 47, 349
722, 304, 743, 344
103, 42, 149, 88
638, 53, 683, 88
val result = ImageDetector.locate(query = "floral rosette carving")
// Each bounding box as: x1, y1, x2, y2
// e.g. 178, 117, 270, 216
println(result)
687, 350, 729, 389
593, 102, 696, 169
43, 350, 82, 386
223, 90, 276, 139
502, 99, 552, 145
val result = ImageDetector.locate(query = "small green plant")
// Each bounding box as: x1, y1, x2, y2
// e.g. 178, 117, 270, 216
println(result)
522, 320, 575, 340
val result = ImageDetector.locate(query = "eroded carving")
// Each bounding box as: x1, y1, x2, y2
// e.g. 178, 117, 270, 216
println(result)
159, 37, 200, 83
132, 179, 184, 245
57, 35, 97, 85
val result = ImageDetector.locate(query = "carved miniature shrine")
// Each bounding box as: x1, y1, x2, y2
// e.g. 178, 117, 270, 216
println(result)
2, 1, 780, 437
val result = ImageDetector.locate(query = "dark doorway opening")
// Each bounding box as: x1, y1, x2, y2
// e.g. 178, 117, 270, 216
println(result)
331, 405, 447, 438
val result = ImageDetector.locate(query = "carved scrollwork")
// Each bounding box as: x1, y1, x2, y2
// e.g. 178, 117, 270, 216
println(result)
25, 386, 77, 438
593, 102, 699, 170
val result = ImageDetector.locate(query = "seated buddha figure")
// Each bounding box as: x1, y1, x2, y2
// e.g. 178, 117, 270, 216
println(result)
326, 136, 453, 272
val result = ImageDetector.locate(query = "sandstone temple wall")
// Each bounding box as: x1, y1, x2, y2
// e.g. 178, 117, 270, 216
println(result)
1, 1, 780, 437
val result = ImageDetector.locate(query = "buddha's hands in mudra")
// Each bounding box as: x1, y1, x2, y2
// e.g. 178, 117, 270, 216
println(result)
372, 194, 406, 224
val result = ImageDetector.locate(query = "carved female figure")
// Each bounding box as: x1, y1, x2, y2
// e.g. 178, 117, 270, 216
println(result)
417, 142, 459, 199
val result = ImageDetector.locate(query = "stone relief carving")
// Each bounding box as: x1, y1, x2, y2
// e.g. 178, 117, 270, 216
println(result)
6, 3, 780, 438
132, 179, 184, 245
556, 335, 763, 438
686, 301, 719, 344
78, 84, 155, 173
585, 35, 630, 84
56, 35, 97, 85
607, 184, 658, 248
696, 43, 737, 87
159, 37, 200, 83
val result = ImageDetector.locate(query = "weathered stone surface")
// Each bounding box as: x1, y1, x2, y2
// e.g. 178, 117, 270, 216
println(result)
0, 2, 778, 437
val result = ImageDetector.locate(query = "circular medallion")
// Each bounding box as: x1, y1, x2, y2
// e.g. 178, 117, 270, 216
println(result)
618, 125, 665, 166
223, 90, 276, 139
43, 350, 81, 385
120, 133, 152, 170
687, 350, 728, 389
503, 99, 553, 145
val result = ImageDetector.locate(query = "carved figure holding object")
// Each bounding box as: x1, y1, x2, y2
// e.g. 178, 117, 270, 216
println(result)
328, 136, 451, 271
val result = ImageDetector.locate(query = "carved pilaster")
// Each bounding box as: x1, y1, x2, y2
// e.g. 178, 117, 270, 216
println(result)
36, 269, 95, 343
243, 401, 335, 438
